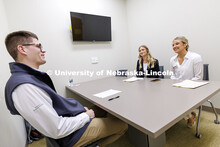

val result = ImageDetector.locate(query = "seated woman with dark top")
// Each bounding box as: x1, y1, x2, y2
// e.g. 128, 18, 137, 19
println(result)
136, 45, 160, 78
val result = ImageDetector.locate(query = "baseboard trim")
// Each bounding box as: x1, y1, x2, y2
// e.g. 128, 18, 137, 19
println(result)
202, 105, 220, 114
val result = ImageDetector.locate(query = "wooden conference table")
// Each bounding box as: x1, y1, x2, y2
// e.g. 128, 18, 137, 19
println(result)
66, 77, 220, 147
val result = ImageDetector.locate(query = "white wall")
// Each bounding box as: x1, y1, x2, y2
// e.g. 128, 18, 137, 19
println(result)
0, 0, 27, 146
126, 0, 220, 108
2, 0, 129, 145
4, 0, 130, 96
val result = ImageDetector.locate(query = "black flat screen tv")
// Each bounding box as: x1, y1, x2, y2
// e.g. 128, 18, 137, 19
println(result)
70, 12, 112, 41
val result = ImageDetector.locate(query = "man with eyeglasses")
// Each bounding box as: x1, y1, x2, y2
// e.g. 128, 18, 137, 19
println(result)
4, 30, 128, 147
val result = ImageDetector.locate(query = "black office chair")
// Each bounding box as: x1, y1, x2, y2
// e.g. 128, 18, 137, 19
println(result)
25, 117, 101, 147
24, 120, 44, 144
115, 69, 128, 77
159, 66, 164, 79
195, 64, 219, 138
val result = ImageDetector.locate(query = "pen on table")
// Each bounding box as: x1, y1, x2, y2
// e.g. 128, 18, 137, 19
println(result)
108, 96, 120, 101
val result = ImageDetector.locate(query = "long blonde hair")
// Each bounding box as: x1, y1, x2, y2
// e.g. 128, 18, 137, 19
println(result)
138, 45, 155, 69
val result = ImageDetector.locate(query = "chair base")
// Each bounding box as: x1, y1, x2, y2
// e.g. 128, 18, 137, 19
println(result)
196, 101, 220, 139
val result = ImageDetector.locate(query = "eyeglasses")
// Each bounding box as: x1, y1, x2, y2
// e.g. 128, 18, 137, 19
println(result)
22, 43, 43, 51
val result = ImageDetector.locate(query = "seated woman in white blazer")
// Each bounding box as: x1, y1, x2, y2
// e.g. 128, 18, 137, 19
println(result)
170, 36, 203, 128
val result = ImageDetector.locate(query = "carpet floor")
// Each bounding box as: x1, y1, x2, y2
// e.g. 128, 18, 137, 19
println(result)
29, 110, 220, 147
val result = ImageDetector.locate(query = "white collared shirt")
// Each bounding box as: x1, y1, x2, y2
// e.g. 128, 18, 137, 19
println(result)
12, 84, 90, 139
170, 51, 203, 81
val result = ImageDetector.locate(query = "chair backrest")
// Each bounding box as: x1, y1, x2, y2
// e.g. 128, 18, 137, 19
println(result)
24, 120, 43, 144
115, 69, 128, 77
46, 137, 60, 147
203, 64, 209, 81
159, 66, 164, 79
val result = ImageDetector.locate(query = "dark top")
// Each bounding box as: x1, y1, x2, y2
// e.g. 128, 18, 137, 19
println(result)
136, 59, 160, 78
5, 62, 91, 147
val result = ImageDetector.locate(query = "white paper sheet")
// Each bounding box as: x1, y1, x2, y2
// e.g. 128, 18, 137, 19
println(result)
93, 89, 121, 98
173, 80, 209, 89
123, 77, 143, 82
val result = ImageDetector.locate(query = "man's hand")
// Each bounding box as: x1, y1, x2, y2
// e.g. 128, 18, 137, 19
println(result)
84, 107, 95, 118
84, 107, 89, 111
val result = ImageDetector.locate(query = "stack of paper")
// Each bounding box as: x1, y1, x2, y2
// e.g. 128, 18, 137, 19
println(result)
93, 89, 121, 98
123, 77, 143, 82
173, 80, 209, 89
